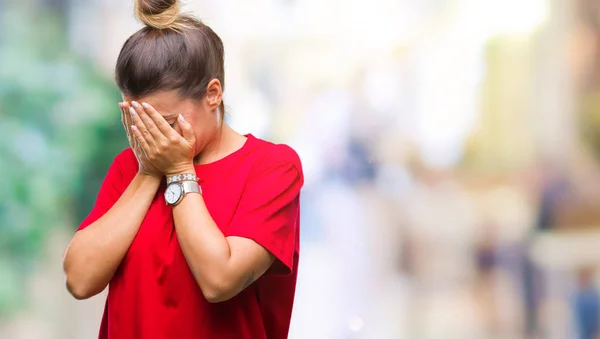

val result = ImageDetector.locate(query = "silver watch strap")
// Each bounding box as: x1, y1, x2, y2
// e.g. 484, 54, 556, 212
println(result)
181, 181, 202, 195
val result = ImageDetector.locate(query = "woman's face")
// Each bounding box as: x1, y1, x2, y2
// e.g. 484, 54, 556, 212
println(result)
123, 82, 222, 157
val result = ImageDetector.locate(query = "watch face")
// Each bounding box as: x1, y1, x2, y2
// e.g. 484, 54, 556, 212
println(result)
165, 183, 183, 205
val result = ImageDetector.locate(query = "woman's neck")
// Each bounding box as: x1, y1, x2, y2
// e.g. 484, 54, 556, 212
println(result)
193, 124, 247, 165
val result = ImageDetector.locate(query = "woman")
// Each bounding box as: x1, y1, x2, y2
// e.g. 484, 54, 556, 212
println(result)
62, 1, 303, 338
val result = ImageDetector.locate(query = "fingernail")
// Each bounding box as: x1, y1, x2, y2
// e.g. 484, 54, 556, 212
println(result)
129, 107, 137, 116
142, 102, 150, 109
178, 114, 185, 122
131, 101, 140, 108
118, 102, 124, 108
131, 125, 137, 131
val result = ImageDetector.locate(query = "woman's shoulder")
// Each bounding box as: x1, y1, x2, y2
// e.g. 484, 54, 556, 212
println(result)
248, 135, 302, 173
241, 135, 304, 191
111, 147, 139, 175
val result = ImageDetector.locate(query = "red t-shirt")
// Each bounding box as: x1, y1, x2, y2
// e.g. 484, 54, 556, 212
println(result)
78, 134, 303, 339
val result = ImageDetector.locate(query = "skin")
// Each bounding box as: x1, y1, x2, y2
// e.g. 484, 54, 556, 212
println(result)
63, 79, 276, 302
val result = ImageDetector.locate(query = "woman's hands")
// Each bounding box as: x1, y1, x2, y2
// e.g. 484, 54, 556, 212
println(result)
127, 101, 196, 177
120, 102, 162, 178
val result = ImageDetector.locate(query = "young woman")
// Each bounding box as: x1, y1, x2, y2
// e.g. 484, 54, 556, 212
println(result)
62, 1, 303, 338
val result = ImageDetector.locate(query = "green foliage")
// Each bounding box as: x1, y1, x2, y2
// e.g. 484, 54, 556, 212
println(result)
0, 4, 126, 316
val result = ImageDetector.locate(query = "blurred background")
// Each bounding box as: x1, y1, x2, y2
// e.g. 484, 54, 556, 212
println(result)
3, 0, 600, 338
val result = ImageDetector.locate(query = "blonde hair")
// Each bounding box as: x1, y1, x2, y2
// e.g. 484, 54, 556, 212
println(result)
134, 0, 185, 31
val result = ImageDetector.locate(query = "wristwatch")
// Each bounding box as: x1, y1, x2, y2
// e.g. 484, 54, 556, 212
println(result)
165, 180, 202, 206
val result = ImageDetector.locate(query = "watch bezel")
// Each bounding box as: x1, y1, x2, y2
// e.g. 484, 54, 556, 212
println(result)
165, 182, 184, 205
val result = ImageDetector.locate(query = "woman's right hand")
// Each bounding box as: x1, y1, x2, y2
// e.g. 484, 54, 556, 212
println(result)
119, 102, 162, 178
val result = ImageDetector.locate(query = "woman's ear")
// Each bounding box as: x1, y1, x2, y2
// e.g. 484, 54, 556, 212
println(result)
205, 79, 222, 110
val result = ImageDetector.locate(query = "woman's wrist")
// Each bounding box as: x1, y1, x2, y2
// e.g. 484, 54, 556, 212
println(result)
165, 164, 196, 178
135, 171, 163, 185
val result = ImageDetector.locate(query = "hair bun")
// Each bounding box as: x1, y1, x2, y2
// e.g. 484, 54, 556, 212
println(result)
134, 0, 180, 30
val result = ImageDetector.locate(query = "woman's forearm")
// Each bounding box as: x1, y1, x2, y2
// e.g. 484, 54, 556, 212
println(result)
171, 168, 273, 303
63, 173, 161, 299
172, 191, 236, 300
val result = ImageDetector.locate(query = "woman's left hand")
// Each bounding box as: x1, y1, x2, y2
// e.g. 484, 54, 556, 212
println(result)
129, 101, 196, 176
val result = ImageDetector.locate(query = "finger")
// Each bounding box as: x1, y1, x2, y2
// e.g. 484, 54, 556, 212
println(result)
126, 119, 143, 154
122, 103, 137, 145
119, 103, 131, 138
129, 106, 157, 149
141, 102, 178, 138
120, 105, 134, 147
120, 103, 145, 155
131, 124, 152, 156
119, 103, 126, 130
131, 101, 166, 142
177, 114, 195, 143
121, 104, 138, 149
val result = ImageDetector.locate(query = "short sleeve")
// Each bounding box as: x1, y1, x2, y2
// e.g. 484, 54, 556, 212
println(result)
225, 159, 303, 275
78, 154, 126, 231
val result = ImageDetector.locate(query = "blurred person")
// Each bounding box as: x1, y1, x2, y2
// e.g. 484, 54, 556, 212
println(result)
535, 161, 569, 232
61, 1, 304, 338
473, 223, 503, 337
572, 267, 600, 339
317, 135, 376, 338
523, 161, 569, 338
402, 159, 487, 338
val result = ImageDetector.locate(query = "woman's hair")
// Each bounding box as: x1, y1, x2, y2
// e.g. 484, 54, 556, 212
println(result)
116, 0, 225, 113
